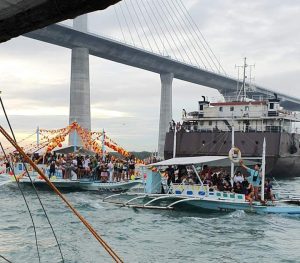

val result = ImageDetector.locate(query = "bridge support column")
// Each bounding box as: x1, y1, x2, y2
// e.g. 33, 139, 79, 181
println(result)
158, 73, 173, 159
69, 14, 91, 147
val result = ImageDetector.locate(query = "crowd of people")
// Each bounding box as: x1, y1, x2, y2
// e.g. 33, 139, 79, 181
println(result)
165, 160, 275, 204
41, 153, 137, 183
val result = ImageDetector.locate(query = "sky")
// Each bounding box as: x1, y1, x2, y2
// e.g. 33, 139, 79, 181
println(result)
0, 0, 300, 151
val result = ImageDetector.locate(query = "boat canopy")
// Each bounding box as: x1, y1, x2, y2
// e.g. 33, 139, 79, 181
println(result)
149, 156, 228, 167
149, 156, 258, 167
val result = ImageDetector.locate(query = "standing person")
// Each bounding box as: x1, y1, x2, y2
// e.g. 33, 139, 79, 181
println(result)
128, 158, 135, 180
49, 160, 56, 179
240, 160, 262, 201
108, 160, 114, 182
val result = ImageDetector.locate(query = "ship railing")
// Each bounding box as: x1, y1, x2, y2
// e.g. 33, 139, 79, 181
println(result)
179, 125, 300, 134
210, 95, 274, 103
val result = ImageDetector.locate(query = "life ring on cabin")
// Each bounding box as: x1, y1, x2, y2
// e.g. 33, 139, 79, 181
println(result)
228, 147, 242, 163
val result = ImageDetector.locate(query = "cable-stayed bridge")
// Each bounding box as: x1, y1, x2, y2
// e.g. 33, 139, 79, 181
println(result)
22, 0, 300, 157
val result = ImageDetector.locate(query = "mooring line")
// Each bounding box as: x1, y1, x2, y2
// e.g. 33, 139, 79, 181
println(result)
0, 125, 123, 263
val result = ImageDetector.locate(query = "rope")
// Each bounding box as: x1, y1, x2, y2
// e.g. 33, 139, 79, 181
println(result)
0, 255, 13, 263
0, 101, 65, 262
0, 126, 123, 263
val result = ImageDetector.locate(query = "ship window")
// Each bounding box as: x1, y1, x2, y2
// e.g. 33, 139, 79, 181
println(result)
200, 104, 204, 111
209, 121, 212, 126
230, 106, 234, 111
202, 140, 205, 145
200, 121, 204, 126
270, 103, 274, 110
219, 107, 223, 112
224, 141, 227, 144
255, 141, 259, 145
245, 106, 249, 111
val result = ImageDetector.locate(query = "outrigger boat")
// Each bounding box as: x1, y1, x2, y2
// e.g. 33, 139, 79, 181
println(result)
8, 162, 142, 192
104, 139, 300, 215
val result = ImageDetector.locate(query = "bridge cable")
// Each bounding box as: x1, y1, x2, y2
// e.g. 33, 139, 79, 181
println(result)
158, 0, 202, 68
170, 0, 215, 72
143, 0, 182, 62
119, 3, 135, 45
0, 96, 65, 263
113, 6, 127, 43
176, 0, 221, 72
177, 0, 227, 74
151, 0, 191, 65
135, 0, 162, 54
139, 0, 169, 56
163, 0, 208, 69
129, 0, 154, 53
123, 0, 145, 49
175, 0, 223, 73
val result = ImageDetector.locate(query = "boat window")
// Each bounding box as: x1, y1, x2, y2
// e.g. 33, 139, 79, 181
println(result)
245, 106, 249, 111
219, 107, 223, 112
230, 106, 234, 111
209, 120, 212, 126
200, 104, 204, 110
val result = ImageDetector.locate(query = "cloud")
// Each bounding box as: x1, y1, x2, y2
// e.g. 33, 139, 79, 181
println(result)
0, 0, 299, 151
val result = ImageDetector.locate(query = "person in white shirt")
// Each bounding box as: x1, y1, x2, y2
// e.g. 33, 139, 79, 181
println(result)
108, 161, 114, 182
233, 171, 244, 184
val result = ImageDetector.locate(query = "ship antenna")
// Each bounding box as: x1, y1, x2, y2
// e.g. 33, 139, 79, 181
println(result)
242, 57, 247, 101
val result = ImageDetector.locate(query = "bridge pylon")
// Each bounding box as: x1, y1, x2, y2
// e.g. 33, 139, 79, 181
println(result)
69, 14, 91, 147
158, 73, 173, 159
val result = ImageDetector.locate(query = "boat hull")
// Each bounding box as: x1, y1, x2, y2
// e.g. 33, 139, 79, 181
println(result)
164, 131, 300, 177
17, 177, 142, 192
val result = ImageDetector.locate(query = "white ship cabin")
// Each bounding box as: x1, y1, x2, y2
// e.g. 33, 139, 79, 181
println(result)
182, 97, 300, 133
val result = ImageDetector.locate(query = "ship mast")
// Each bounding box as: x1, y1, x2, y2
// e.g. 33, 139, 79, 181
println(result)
242, 57, 247, 101
236, 57, 248, 101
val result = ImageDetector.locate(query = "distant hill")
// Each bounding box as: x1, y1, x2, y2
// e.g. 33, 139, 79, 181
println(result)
109, 151, 152, 160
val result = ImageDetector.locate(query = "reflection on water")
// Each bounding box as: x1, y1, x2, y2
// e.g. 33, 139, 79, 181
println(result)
0, 176, 300, 263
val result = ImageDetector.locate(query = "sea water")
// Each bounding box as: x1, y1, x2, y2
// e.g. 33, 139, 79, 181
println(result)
0, 175, 300, 263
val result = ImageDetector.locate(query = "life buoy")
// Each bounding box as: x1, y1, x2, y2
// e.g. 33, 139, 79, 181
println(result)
228, 147, 242, 163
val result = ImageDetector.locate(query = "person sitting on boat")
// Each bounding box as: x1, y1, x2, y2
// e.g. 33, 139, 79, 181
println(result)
233, 171, 244, 184
165, 165, 175, 186
200, 165, 212, 180
232, 182, 243, 194
264, 178, 275, 203
239, 160, 262, 201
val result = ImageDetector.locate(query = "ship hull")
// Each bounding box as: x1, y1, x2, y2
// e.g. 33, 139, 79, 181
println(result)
164, 131, 300, 178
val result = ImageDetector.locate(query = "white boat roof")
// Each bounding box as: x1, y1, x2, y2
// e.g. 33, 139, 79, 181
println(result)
150, 156, 228, 166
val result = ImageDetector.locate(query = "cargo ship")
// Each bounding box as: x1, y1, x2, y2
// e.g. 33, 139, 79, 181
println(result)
164, 94, 300, 177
